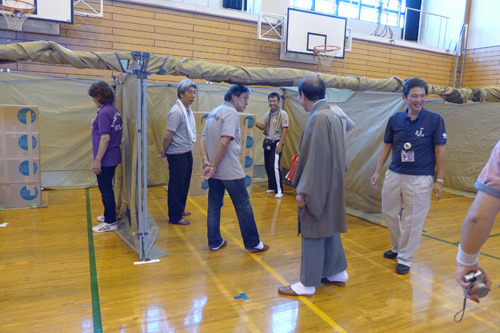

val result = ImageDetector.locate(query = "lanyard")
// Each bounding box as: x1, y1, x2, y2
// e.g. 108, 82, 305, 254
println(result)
403, 109, 424, 150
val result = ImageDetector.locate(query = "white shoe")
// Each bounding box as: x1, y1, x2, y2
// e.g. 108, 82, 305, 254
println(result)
96, 215, 105, 222
265, 190, 274, 194
92, 222, 118, 232
275, 193, 284, 199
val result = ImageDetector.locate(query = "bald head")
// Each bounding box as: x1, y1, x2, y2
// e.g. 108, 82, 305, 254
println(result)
298, 75, 326, 102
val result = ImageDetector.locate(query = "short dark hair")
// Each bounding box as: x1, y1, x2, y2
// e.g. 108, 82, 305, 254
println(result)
298, 75, 326, 101
403, 77, 428, 97
268, 92, 280, 101
177, 79, 197, 98
88, 81, 115, 105
224, 85, 251, 102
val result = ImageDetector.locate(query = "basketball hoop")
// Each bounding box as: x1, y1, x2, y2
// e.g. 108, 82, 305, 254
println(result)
313, 45, 341, 67
1, 0, 36, 32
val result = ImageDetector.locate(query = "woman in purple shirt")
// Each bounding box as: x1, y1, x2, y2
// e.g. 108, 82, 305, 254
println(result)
88, 81, 123, 232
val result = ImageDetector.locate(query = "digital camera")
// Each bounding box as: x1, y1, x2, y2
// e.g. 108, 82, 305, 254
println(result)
464, 271, 489, 298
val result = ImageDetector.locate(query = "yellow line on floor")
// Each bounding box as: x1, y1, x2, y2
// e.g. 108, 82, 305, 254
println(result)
188, 197, 347, 333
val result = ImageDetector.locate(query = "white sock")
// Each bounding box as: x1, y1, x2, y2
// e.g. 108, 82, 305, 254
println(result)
290, 282, 315, 295
253, 241, 264, 250
325, 270, 348, 282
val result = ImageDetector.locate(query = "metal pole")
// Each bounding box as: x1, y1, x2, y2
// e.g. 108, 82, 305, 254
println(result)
438, 17, 442, 48
423, 12, 428, 45
141, 53, 150, 260
403, 8, 407, 41
460, 24, 468, 89
442, 19, 448, 49
134, 54, 144, 261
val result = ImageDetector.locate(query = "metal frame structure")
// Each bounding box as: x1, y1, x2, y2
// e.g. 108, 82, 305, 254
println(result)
74, 0, 103, 17
114, 51, 167, 263
257, 12, 285, 43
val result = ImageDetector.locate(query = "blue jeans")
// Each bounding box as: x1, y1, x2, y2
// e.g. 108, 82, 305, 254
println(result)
166, 152, 193, 223
96, 165, 117, 224
207, 178, 260, 249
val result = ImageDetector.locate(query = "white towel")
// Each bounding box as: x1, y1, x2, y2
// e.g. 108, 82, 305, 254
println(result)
177, 99, 196, 143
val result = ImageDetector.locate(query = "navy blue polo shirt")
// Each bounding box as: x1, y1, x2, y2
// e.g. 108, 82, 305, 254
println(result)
384, 108, 446, 176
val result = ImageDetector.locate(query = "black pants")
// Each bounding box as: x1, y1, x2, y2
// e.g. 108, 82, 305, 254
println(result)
167, 152, 193, 223
96, 165, 117, 224
263, 139, 283, 194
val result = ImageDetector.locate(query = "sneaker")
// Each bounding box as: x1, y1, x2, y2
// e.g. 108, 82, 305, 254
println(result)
92, 222, 118, 233
265, 190, 275, 194
383, 249, 398, 259
275, 193, 284, 199
96, 215, 105, 222
210, 240, 228, 251
396, 263, 410, 274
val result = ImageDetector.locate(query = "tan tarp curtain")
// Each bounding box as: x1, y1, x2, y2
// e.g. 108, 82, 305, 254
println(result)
2, 41, 500, 231
282, 89, 500, 224
2, 41, 500, 104
2, 72, 500, 227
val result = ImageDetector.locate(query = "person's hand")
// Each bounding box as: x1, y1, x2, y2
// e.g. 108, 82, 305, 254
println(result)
296, 194, 306, 208
203, 159, 211, 168
456, 262, 492, 303
158, 151, 167, 158
370, 172, 380, 189
434, 181, 443, 201
275, 144, 282, 154
201, 165, 216, 180
93, 160, 102, 175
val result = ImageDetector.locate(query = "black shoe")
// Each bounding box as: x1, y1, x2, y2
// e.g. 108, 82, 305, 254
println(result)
383, 249, 398, 259
396, 263, 410, 274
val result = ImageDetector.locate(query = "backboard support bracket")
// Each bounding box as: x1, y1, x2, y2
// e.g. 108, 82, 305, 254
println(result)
258, 12, 285, 43
74, 0, 103, 18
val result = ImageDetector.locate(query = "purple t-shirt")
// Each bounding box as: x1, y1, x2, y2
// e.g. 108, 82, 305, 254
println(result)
91, 103, 123, 167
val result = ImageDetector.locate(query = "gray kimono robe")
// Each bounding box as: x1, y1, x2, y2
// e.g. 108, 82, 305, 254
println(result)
293, 99, 347, 238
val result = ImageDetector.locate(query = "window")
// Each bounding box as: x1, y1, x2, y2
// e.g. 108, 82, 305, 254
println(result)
290, 0, 406, 28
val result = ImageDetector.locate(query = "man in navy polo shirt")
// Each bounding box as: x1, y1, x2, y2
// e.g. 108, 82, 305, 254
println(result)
370, 77, 447, 275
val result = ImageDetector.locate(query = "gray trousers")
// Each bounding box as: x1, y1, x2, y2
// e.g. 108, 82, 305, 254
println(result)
382, 170, 433, 267
300, 233, 348, 287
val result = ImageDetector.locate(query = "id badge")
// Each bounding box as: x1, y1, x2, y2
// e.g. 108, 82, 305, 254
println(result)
401, 150, 415, 162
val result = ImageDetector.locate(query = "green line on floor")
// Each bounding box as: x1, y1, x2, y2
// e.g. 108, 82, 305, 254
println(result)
86, 188, 103, 333
488, 232, 500, 238
422, 233, 457, 245
423, 233, 500, 260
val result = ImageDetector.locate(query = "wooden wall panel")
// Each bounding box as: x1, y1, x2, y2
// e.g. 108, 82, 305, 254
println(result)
0, 1, 459, 88
463, 46, 500, 88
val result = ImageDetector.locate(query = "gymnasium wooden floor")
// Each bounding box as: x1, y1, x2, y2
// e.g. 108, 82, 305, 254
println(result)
2, 182, 500, 332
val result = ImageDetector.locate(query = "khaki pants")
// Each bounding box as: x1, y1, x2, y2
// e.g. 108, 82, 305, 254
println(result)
382, 170, 433, 267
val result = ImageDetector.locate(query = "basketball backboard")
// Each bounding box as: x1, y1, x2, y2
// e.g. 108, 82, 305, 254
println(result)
286, 7, 346, 59
0, 0, 73, 24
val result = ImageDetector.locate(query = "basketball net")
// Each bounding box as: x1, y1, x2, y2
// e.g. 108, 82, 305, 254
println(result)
313, 45, 341, 67
1, 0, 36, 32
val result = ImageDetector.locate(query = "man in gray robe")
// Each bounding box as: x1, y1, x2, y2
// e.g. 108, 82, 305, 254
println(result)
278, 75, 348, 297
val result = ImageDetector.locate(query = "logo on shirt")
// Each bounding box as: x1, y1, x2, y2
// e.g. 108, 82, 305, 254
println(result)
443, 133, 447, 139
415, 127, 424, 137
112, 112, 122, 132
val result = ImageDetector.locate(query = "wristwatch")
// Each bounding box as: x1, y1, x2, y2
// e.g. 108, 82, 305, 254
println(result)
435, 179, 444, 184
202, 156, 207, 161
